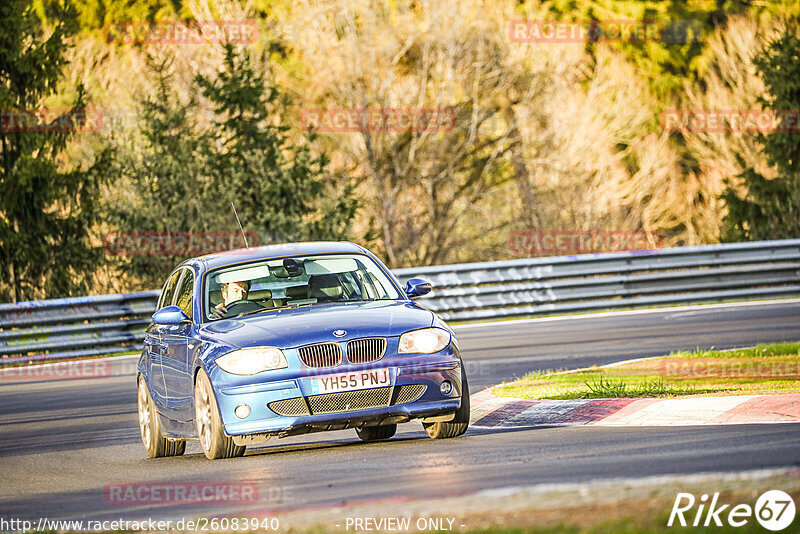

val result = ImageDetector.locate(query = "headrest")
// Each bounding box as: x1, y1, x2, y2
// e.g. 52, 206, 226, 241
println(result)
308, 274, 343, 301
248, 289, 273, 301
285, 285, 308, 299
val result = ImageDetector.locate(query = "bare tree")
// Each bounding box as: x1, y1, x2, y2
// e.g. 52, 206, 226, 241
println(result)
285, 0, 541, 267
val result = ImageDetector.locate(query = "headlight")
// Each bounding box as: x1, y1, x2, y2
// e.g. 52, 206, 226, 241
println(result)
215, 347, 288, 375
398, 328, 451, 354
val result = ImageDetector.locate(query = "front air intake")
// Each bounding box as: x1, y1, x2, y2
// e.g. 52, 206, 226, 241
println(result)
297, 342, 342, 368
346, 337, 387, 364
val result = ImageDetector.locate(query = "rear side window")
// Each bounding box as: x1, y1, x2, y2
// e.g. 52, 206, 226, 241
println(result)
158, 270, 182, 309
174, 271, 194, 319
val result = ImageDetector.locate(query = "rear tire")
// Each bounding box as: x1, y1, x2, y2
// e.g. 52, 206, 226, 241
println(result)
194, 369, 246, 460
356, 423, 397, 441
423, 370, 470, 439
138, 377, 186, 458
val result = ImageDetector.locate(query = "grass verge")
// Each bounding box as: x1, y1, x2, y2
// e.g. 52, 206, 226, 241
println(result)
494, 342, 800, 400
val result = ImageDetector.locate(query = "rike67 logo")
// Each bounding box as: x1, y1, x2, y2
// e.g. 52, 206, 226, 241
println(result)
668, 490, 796, 531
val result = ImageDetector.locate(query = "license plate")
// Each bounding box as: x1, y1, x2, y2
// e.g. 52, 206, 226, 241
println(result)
310, 368, 391, 394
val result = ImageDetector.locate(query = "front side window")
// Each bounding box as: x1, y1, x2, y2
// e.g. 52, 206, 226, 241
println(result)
174, 270, 194, 319
204, 254, 401, 321
158, 270, 182, 310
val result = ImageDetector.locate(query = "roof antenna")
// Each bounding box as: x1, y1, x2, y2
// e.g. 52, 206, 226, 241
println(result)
231, 202, 249, 248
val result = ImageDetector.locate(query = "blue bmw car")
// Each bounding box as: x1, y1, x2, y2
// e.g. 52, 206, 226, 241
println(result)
137, 241, 469, 459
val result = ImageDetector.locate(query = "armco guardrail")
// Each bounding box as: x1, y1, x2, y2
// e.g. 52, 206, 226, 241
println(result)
1, 239, 799, 364
0, 291, 159, 364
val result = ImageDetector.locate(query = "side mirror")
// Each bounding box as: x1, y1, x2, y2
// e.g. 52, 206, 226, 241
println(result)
152, 305, 190, 325
404, 278, 432, 299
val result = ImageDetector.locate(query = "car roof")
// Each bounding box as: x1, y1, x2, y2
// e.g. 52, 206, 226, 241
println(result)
180, 241, 369, 271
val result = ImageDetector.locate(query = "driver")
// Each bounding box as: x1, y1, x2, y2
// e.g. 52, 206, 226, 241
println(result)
211, 280, 251, 319
223, 279, 250, 305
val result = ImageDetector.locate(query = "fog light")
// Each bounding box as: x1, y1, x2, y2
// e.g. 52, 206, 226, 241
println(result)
440, 380, 453, 395
234, 404, 251, 419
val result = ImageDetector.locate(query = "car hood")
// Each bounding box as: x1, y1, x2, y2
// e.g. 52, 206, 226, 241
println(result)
196, 300, 434, 350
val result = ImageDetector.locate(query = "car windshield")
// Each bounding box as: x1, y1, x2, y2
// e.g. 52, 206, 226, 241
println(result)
204, 253, 402, 321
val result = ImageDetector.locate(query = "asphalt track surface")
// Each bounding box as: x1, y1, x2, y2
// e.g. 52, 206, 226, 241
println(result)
1, 300, 800, 523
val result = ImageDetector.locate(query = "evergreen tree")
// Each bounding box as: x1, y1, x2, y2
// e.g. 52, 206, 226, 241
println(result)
196, 45, 356, 244
0, 0, 109, 302
109, 46, 356, 288
721, 27, 800, 241
104, 55, 214, 289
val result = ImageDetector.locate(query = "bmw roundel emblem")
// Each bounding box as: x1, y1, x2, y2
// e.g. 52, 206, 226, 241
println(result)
333, 329, 347, 338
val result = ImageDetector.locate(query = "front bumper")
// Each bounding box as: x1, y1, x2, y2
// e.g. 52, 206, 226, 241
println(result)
215, 356, 463, 438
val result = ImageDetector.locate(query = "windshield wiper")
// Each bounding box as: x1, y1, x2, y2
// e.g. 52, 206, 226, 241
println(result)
271, 303, 312, 312
235, 308, 270, 319
236, 304, 311, 318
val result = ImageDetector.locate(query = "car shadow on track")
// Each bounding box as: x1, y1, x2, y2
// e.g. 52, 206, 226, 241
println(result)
233, 424, 558, 458
466, 424, 562, 435
176, 425, 556, 460
182, 434, 429, 460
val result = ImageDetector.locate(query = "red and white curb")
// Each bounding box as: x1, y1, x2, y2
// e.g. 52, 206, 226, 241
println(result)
469, 389, 800, 428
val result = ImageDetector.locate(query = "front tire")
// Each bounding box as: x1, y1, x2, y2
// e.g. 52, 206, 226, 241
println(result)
423, 370, 470, 439
194, 369, 246, 460
356, 423, 397, 441
138, 377, 185, 458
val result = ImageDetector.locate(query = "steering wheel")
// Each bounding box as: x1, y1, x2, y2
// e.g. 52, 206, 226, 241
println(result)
224, 300, 265, 317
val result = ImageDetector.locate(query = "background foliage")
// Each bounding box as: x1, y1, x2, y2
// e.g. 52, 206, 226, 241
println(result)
1, 0, 798, 300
